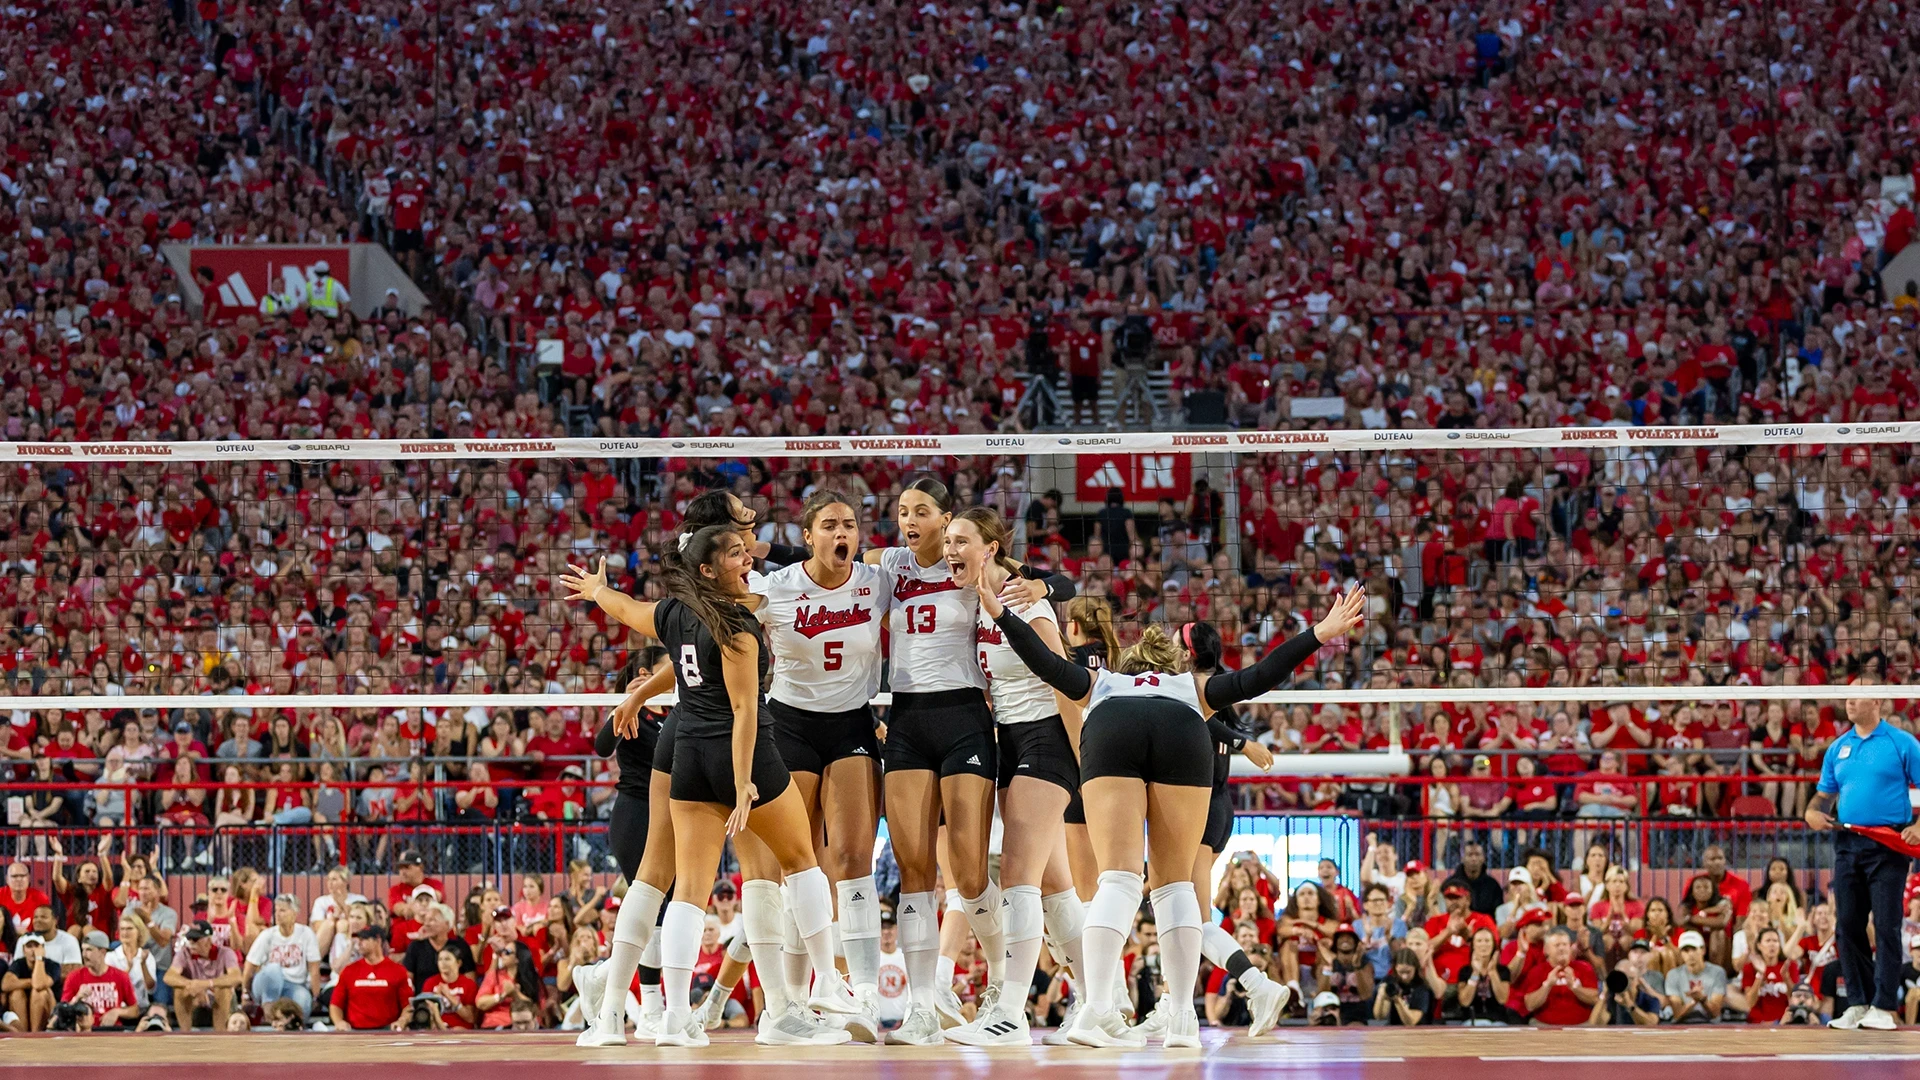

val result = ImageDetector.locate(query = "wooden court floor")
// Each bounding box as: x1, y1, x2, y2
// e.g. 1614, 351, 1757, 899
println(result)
4, 1026, 1919, 1078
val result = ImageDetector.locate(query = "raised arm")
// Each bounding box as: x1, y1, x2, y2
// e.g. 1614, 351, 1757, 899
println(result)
561, 556, 657, 637
976, 580, 1093, 703
600, 665, 678, 748
1201, 589, 1365, 710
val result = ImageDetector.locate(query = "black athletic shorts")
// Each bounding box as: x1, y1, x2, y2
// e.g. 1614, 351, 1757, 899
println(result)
1202, 779, 1235, 852
669, 728, 792, 807
1070, 373, 1100, 404
1079, 698, 1212, 788
770, 699, 880, 775
651, 710, 680, 775
997, 716, 1084, 824
882, 688, 995, 780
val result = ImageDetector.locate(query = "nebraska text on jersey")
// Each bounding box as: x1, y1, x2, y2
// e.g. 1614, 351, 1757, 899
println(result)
792, 604, 874, 638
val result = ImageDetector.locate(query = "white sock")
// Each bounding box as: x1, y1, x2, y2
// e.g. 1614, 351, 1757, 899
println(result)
779, 884, 811, 1001
741, 879, 791, 1014
838, 875, 883, 993
1084, 871, 1142, 1015
786, 866, 841, 995
1042, 890, 1085, 982
598, 881, 664, 1033
1002, 884, 1045, 1010
936, 953, 957, 993
898, 890, 940, 1010
660, 901, 704, 1018
1149, 882, 1203, 1022
639, 983, 662, 1018
961, 882, 1006, 989
1201, 922, 1272, 992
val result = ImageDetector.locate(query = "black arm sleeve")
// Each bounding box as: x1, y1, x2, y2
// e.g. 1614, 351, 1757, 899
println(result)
1207, 714, 1247, 753
1202, 628, 1321, 710
1011, 564, 1078, 604
991, 607, 1092, 700
764, 543, 808, 568
594, 715, 618, 758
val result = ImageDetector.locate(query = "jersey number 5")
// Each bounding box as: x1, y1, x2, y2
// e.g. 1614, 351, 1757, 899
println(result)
823, 641, 844, 671
678, 643, 703, 688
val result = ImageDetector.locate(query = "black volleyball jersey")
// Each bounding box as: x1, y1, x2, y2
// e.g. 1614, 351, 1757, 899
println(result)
656, 597, 768, 739
1073, 641, 1108, 672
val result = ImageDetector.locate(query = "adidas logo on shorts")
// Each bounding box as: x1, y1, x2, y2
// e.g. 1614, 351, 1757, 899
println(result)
851, 747, 869, 754
851, 891, 865, 902
966, 755, 981, 765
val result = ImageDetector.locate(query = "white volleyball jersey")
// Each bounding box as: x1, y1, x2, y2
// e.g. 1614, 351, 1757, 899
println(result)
976, 598, 1059, 725
756, 561, 890, 713
878, 546, 986, 693
1085, 667, 1206, 721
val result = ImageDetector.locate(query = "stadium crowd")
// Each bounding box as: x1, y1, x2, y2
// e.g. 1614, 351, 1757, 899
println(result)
7, 834, 1920, 1032
7, 0, 1920, 1038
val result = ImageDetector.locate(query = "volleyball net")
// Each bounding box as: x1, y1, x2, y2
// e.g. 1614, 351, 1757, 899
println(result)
1, 423, 1911, 799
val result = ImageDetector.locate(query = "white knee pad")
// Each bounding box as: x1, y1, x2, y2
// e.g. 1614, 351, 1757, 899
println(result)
1041, 889, 1084, 965
945, 888, 964, 913
740, 879, 786, 947
836, 876, 881, 943
785, 866, 835, 941
660, 902, 704, 971
614, 881, 664, 947
780, 884, 805, 953
639, 932, 662, 969
1087, 870, 1144, 936
1148, 881, 1202, 933
727, 934, 753, 963
1004, 885, 1045, 943
897, 890, 940, 953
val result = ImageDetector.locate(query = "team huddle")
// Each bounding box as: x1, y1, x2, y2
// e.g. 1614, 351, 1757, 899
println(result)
556, 481, 1367, 1048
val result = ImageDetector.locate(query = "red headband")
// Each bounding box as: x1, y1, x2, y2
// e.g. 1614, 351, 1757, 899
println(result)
1180, 622, 1195, 651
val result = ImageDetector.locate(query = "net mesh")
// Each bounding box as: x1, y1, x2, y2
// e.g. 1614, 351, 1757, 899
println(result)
1, 426, 1911, 777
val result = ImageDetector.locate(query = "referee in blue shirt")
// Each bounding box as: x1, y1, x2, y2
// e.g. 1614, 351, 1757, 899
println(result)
1805, 671, 1920, 1030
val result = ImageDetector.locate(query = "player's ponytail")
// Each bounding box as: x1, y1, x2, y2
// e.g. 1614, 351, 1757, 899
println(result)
1067, 597, 1120, 657
1116, 624, 1189, 675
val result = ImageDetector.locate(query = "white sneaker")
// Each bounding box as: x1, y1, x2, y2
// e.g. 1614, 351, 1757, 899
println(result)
757, 1001, 853, 1046
840, 987, 882, 1043
933, 984, 967, 1029
1161, 1003, 1199, 1049
653, 1009, 709, 1047
945, 1004, 1032, 1046
1247, 977, 1289, 1037
809, 972, 861, 1016
1042, 998, 1082, 1046
575, 961, 608, 1029
574, 1014, 626, 1048
1065, 1005, 1146, 1049
1134, 997, 1169, 1039
885, 1004, 945, 1045
1831, 1005, 1870, 1030
1861, 1006, 1900, 1030
633, 1005, 660, 1039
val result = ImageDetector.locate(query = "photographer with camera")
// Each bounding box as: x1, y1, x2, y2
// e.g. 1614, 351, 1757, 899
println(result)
1593, 947, 1662, 1026
1019, 306, 1060, 428
1110, 302, 1161, 427
59, 930, 138, 1030
1373, 947, 1437, 1025
1776, 981, 1824, 1026
421, 946, 479, 1029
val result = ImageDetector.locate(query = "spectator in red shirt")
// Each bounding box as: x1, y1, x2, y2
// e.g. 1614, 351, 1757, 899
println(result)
1317, 859, 1361, 923
385, 850, 446, 913
1423, 883, 1497, 983
1730, 927, 1799, 1023
1686, 845, 1753, 919
523, 709, 593, 782
421, 946, 479, 1029
330, 926, 412, 1031
60, 930, 138, 1030
50, 843, 118, 939
1516, 927, 1600, 1025
1, 863, 51, 937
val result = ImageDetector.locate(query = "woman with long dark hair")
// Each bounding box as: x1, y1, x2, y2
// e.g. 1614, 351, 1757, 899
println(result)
857, 476, 1074, 1044
973, 579, 1365, 1046
564, 526, 848, 1048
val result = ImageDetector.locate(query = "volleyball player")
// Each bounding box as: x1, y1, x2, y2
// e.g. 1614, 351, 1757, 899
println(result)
577, 493, 811, 1045
974, 583, 1366, 1047
562, 531, 848, 1048
941, 508, 1084, 1046
858, 478, 1075, 1044
753, 490, 891, 1040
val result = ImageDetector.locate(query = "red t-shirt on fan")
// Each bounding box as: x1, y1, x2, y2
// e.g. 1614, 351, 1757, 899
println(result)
1515, 960, 1598, 1025
334, 957, 413, 1029
61, 966, 136, 1027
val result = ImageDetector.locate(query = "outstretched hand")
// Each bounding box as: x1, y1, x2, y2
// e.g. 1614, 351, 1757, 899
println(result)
973, 576, 1006, 620
561, 556, 609, 604
1313, 588, 1367, 643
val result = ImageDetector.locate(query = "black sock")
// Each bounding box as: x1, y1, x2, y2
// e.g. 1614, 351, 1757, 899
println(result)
1225, 949, 1255, 987
638, 964, 662, 987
